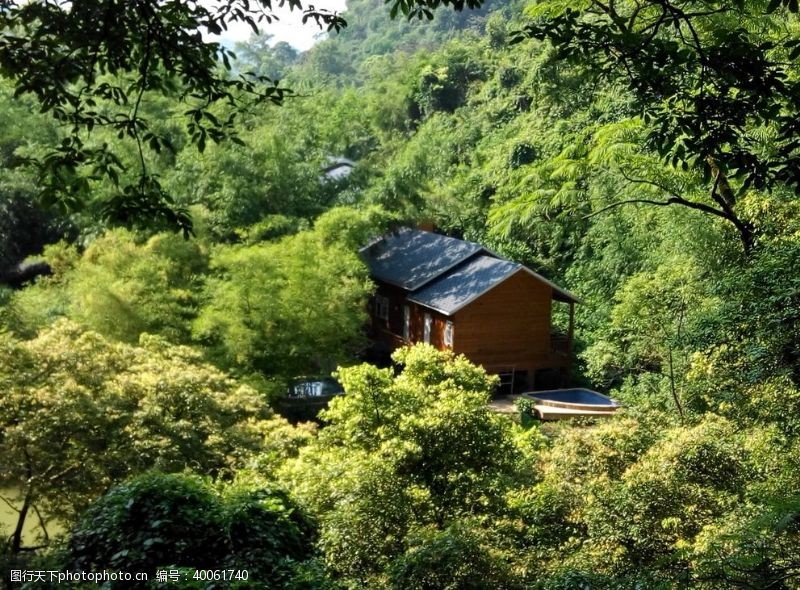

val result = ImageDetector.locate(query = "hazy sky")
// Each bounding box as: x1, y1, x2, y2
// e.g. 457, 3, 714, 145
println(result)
214, 0, 348, 51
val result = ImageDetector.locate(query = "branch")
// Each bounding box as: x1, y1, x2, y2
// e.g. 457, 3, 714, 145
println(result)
652, 0, 707, 59
618, 168, 684, 199
0, 492, 21, 513
627, 0, 645, 30
593, 0, 627, 31
583, 193, 739, 219
16, 544, 49, 552
130, 0, 156, 192
583, 197, 680, 218
616, 169, 732, 219
33, 504, 50, 543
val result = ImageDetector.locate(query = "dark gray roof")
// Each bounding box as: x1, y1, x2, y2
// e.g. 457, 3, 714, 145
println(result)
408, 255, 522, 315
359, 228, 487, 291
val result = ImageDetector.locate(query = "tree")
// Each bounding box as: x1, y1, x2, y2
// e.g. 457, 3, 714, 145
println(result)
282, 345, 532, 587
583, 257, 716, 415
63, 230, 208, 343
0, 80, 72, 279
388, 524, 516, 589
681, 223, 800, 432
513, 0, 800, 253
0, 320, 286, 554
194, 208, 376, 378
691, 495, 800, 590
235, 33, 300, 80
3, 230, 208, 342
506, 413, 789, 587
164, 102, 334, 238
66, 473, 317, 589
581, 417, 750, 573
0, 0, 484, 233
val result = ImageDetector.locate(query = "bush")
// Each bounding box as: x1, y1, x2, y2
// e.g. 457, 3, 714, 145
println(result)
67, 473, 316, 589
389, 524, 516, 590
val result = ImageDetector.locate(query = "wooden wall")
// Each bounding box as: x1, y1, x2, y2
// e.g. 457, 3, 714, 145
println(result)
452, 271, 560, 375
369, 283, 411, 352
406, 301, 449, 349
376, 283, 408, 336
370, 283, 451, 350
369, 272, 571, 385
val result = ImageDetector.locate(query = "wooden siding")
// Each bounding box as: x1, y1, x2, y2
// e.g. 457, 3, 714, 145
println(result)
369, 282, 454, 351
406, 302, 450, 349
369, 272, 571, 386
451, 271, 566, 375
370, 283, 408, 335
369, 283, 434, 353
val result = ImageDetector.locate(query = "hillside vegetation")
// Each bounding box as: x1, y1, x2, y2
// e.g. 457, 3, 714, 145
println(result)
2, 0, 800, 587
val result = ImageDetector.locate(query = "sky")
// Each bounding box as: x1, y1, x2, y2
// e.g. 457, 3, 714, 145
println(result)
213, 0, 349, 51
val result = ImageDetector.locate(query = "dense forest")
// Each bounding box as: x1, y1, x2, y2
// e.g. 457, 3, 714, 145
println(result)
2, 0, 800, 587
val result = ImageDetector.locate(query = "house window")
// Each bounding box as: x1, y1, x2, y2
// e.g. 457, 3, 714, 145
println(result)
375, 295, 389, 322
403, 305, 410, 341
444, 321, 454, 348
423, 313, 432, 344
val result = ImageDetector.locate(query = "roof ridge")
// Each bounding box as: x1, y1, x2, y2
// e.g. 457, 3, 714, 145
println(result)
408, 255, 522, 316
360, 227, 578, 304
360, 227, 487, 291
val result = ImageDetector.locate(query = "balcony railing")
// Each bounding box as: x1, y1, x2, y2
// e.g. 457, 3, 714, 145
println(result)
376, 327, 407, 348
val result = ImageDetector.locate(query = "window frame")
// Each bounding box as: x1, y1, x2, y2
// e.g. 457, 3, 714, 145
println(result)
444, 320, 454, 348
375, 295, 389, 322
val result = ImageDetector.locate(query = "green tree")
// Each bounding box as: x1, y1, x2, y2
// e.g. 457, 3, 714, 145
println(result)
388, 524, 516, 589
0, 0, 485, 232
235, 33, 300, 80
581, 417, 750, 574
691, 495, 800, 589
194, 208, 376, 377
283, 345, 532, 587
165, 116, 325, 238
0, 320, 285, 554
67, 230, 207, 342
583, 257, 717, 415
5, 230, 207, 343
514, 0, 800, 253
66, 473, 317, 589
507, 413, 789, 587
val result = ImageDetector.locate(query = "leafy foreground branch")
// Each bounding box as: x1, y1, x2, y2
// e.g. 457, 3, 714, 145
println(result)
0, 0, 486, 234
513, 0, 800, 253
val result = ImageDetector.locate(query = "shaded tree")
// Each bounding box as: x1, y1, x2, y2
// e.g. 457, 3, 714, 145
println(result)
194, 208, 377, 377
66, 473, 317, 589
0, 0, 485, 232
513, 0, 800, 253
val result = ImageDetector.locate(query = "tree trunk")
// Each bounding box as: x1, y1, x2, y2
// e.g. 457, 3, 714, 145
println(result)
668, 347, 684, 421
707, 157, 755, 255
10, 486, 31, 554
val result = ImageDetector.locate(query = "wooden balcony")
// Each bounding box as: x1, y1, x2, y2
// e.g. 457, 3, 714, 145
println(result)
375, 327, 407, 349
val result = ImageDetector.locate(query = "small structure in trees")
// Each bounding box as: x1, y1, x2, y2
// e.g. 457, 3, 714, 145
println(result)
360, 228, 578, 390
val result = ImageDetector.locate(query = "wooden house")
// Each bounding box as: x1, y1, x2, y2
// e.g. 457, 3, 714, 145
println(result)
360, 228, 579, 391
